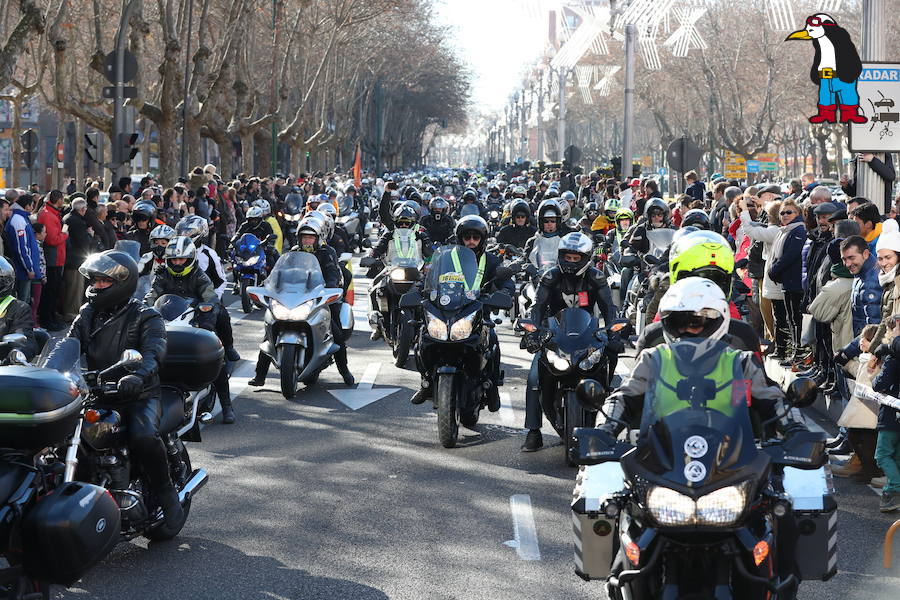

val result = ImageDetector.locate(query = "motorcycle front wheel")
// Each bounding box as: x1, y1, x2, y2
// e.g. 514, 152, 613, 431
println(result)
240, 279, 252, 313
280, 345, 298, 399
564, 391, 593, 467
436, 373, 459, 448
146, 443, 192, 542
393, 320, 413, 368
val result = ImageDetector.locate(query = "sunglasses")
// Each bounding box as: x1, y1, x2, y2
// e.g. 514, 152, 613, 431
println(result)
541, 217, 558, 223
780, 210, 796, 216
462, 233, 482, 241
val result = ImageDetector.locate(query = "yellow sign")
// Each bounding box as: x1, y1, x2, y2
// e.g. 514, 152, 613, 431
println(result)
641, 155, 653, 168
724, 151, 746, 179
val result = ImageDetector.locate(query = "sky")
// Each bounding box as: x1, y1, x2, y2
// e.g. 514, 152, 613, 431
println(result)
433, 0, 547, 114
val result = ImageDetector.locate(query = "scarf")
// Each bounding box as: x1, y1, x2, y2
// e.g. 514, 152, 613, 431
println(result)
879, 264, 898, 287
831, 263, 852, 278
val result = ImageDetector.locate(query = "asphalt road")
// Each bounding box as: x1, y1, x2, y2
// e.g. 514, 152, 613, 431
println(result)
55, 258, 900, 599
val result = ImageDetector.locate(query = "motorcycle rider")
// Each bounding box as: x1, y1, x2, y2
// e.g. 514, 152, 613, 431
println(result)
140, 224, 176, 276
126, 201, 157, 255
453, 189, 487, 219
420, 197, 456, 246
144, 237, 236, 424
624, 197, 673, 255
521, 231, 619, 452
410, 215, 514, 408
344, 184, 367, 248
523, 199, 566, 259
176, 215, 229, 301
233, 206, 278, 271
253, 199, 283, 254
580, 202, 602, 234
496, 200, 537, 250
248, 216, 355, 386
69, 249, 183, 526
0, 257, 37, 359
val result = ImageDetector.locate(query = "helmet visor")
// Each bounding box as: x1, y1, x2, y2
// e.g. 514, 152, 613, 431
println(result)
78, 253, 133, 282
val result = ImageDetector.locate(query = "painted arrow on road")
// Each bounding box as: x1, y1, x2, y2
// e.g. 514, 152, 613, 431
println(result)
326, 362, 400, 410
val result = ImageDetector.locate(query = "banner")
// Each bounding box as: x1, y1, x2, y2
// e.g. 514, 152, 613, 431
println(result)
353, 143, 362, 188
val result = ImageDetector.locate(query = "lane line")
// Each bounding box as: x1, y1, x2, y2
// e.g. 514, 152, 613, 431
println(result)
358, 362, 381, 390
499, 392, 517, 427
508, 494, 541, 561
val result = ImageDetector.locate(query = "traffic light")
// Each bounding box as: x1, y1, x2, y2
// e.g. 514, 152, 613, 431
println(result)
20, 130, 37, 168
84, 132, 100, 163
118, 132, 139, 162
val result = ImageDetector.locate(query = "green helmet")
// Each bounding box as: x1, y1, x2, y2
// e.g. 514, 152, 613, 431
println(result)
668, 231, 734, 296
614, 208, 634, 232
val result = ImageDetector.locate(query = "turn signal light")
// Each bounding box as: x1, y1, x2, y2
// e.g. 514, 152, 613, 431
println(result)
625, 541, 640, 565
753, 540, 769, 566
84, 409, 101, 424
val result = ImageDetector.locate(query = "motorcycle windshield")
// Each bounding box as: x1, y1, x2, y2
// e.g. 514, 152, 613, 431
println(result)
337, 196, 353, 215
284, 195, 303, 215
385, 229, 423, 269
114, 240, 142, 263
154, 294, 192, 322
548, 307, 599, 357
637, 340, 758, 489
646, 229, 675, 259
460, 204, 481, 217
529, 235, 560, 271
37, 337, 81, 373
237, 233, 262, 258
265, 251, 325, 294
425, 246, 480, 310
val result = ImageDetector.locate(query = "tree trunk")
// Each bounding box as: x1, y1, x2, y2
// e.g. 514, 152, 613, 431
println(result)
256, 130, 271, 177
54, 116, 65, 190
186, 117, 202, 172
11, 98, 21, 188
141, 119, 152, 173
75, 120, 85, 186
156, 116, 178, 185
240, 131, 254, 175
218, 137, 234, 180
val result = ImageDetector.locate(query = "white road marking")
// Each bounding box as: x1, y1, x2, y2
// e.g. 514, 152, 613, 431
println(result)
498, 392, 517, 427
507, 494, 541, 561
358, 362, 380, 389
326, 362, 399, 410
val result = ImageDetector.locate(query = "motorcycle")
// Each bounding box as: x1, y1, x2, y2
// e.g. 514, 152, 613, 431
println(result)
485, 202, 503, 233
231, 233, 269, 313
361, 229, 423, 367
571, 371, 830, 599
247, 251, 350, 399
519, 309, 625, 466
515, 235, 560, 330
621, 229, 674, 335
400, 246, 511, 448
337, 195, 364, 252
281, 193, 305, 249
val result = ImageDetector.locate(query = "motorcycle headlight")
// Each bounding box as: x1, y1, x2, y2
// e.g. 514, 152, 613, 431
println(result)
271, 299, 312, 321
426, 312, 448, 340
578, 347, 605, 371
449, 311, 478, 341
695, 484, 748, 526
545, 349, 571, 372
390, 268, 407, 281
489, 211, 499, 218
647, 487, 695, 526
243, 255, 261, 266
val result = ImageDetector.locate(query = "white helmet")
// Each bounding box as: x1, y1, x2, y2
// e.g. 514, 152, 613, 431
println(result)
659, 276, 729, 345
252, 199, 271, 216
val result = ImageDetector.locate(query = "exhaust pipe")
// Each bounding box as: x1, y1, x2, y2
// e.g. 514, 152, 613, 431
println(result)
178, 468, 209, 503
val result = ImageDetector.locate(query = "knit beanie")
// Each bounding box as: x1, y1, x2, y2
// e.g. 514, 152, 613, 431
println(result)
876, 218, 900, 254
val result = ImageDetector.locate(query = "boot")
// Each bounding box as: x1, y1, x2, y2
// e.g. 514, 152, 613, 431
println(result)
225, 346, 241, 362
157, 484, 184, 529
370, 324, 382, 341
410, 387, 431, 405
335, 347, 355, 386
521, 429, 543, 452
839, 104, 868, 124
830, 453, 862, 477
247, 352, 269, 386
808, 104, 838, 124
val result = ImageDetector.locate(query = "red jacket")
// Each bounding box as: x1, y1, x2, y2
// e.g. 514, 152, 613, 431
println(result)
38, 204, 68, 267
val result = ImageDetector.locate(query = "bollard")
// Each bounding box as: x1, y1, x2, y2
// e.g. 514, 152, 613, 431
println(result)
884, 520, 900, 568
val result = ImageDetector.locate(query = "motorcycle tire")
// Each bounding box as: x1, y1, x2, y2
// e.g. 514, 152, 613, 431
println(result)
436, 374, 459, 448
240, 279, 252, 314
145, 443, 192, 542
393, 321, 413, 368
280, 345, 298, 399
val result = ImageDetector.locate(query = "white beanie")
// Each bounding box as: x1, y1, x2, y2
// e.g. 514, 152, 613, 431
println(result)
876, 218, 900, 254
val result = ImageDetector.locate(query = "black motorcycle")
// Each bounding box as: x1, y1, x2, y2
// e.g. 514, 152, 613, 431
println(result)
572, 370, 830, 600
401, 246, 511, 448
520, 308, 625, 466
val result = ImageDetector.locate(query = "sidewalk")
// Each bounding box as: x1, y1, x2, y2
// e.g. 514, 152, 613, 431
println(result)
764, 356, 845, 425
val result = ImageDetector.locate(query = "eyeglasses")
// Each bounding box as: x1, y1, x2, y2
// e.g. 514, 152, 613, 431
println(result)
780, 210, 795, 216
541, 217, 558, 223
806, 16, 833, 27
462, 233, 482, 241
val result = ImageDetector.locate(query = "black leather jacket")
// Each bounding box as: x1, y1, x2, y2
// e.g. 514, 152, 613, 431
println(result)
420, 214, 456, 245
496, 224, 537, 250
0, 297, 37, 359
67, 299, 167, 399
144, 266, 217, 306
531, 266, 615, 326
126, 227, 152, 256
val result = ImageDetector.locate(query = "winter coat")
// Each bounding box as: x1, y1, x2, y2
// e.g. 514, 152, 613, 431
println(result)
63, 210, 93, 269
808, 267, 855, 354
851, 253, 883, 336
873, 337, 900, 431
37, 203, 67, 267
801, 228, 833, 310
767, 218, 806, 293
684, 181, 706, 203
5, 205, 41, 280
869, 270, 900, 351
739, 209, 783, 300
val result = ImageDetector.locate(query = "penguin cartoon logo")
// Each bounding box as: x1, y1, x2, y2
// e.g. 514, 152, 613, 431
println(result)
786, 13, 867, 125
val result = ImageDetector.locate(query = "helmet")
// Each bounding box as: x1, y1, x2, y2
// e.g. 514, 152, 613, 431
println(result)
543, 189, 559, 199
297, 216, 325, 252
252, 199, 271, 216
659, 276, 729, 344
149, 225, 176, 259
461, 189, 477, 203
561, 190, 576, 204
326, 188, 338, 199
513, 185, 527, 198
316, 202, 337, 220
164, 236, 197, 277
245, 206, 264, 221
307, 194, 326, 209
557, 199, 571, 221
584, 202, 600, 221
79, 250, 138, 310
393, 203, 417, 229
455, 215, 489, 254
401, 199, 422, 220
537, 199, 561, 233
0, 257, 15, 297
132, 200, 156, 223
429, 197, 449, 220
344, 184, 357, 194
681, 209, 710, 230
175, 215, 209, 247
614, 207, 634, 231
316, 206, 336, 239
668, 230, 735, 296
644, 198, 671, 225
489, 185, 500, 195
510, 200, 530, 220
408, 190, 423, 204
557, 232, 593, 276
605, 197, 622, 217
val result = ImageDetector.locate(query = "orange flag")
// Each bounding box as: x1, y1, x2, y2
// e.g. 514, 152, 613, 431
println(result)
353, 142, 362, 188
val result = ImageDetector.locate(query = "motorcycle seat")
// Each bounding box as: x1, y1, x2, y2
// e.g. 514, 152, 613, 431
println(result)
0, 462, 29, 506
158, 387, 185, 434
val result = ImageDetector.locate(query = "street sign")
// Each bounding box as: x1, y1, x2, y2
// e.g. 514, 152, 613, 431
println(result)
659, 167, 668, 175
756, 152, 779, 172
849, 63, 900, 152
666, 136, 702, 173
103, 50, 138, 84
102, 86, 137, 99
724, 151, 746, 180
746, 160, 760, 173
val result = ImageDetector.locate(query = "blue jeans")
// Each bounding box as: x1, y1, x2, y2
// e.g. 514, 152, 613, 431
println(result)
818, 77, 859, 106
15, 277, 31, 304
876, 430, 900, 494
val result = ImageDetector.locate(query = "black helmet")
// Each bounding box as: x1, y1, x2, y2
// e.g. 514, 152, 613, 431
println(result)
537, 199, 561, 234
558, 232, 593, 276
0, 257, 15, 297
680, 209, 710, 230
429, 197, 449, 220
344, 184, 357, 194
510, 200, 531, 220
393, 203, 417, 228
461, 189, 477, 203
132, 200, 156, 223
455, 215, 489, 254
644, 198, 671, 225
408, 190, 423, 204
79, 250, 138, 310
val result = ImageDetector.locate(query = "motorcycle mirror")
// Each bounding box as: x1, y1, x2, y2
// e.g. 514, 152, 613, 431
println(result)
575, 378, 607, 411
119, 349, 144, 367
399, 290, 423, 308
1, 333, 26, 346
644, 254, 660, 266
786, 376, 818, 409
7, 349, 28, 366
